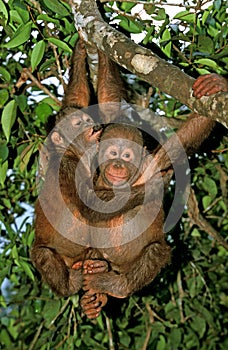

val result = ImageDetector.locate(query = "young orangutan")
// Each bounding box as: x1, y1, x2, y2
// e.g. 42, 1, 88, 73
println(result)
31, 37, 228, 319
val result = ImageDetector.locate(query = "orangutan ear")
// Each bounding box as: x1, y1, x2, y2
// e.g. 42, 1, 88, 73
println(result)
51, 131, 64, 145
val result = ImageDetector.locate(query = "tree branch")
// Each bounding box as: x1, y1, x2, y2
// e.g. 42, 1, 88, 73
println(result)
67, 0, 228, 127
20, 68, 61, 106
187, 188, 228, 250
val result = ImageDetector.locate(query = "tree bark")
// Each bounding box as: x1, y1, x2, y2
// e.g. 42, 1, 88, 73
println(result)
68, 0, 228, 128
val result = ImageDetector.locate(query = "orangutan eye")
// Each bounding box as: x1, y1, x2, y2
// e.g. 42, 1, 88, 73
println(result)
121, 149, 134, 161
103, 145, 119, 159
72, 117, 82, 127
123, 153, 130, 158
110, 150, 118, 157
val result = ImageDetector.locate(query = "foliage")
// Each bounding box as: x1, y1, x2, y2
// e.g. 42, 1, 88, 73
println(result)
0, 0, 227, 349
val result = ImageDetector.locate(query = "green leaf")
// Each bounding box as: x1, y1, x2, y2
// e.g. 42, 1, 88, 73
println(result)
0, 67, 11, 82
11, 245, 19, 260
194, 302, 215, 327
31, 40, 46, 72
0, 89, 9, 107
2, 198, 11, 209
202, 195, 212, 210
1, 100, 17, 142
202, 177, 217, 199
41, 97, 60, 111
208, 25, 219, 37
62, 18, 76, 33
0, 141, 9, 162
191, 228, 201, 237
202, 10, 209, 25
195, 58, 219, 69
214, 0, 222, 10
0, 329, 11, 348
37, 13, 60, 25
9, 9, 24, 25
15, 3, 30, 23
19, 143, 36, 172
144, 4, 156, 15
39, 57, 56, 72
197, 35, 214, 54
195, 68, 211, 75
15, 95, 28, 113
26, 229, 35, 248
0, 0, 8, 21
0, 161, 8, 186
68, 32, 79, 48
35, 103, 53, 122
42, 299, 61, 325
156, 334, 166, 350
153, 8, 167, 21
160, 28, 172, 58
48, 37, 72, 53
5, 22, 32, 48
191, 316, 206, 338
121, 2, 136, 12
43, 0, 69, 16
119, 332, 131, 347
170, 328, 182, 347
19, 260, 35, 281
119, 17, 142, 34
142, 25, 155, 45
174, 10, 195, 23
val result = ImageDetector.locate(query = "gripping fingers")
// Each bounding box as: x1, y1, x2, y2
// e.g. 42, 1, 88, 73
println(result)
71, 261, 83, 270
83, 259, 109, 274
193, 74, 228, 98
80, 294, 101, 319
80, 293, 108, 319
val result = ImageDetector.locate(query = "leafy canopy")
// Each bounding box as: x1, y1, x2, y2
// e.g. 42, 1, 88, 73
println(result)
0, 1, 227, 349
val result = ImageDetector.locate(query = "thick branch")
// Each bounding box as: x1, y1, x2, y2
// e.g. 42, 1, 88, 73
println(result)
68, 0, 228, 128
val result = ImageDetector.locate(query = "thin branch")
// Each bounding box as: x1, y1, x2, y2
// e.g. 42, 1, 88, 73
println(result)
145, 303, 166, 323
48, 298, 70, 328
169, 284, 177, 306
100, 0, 195, 8
49, 44, 65, 89
28, 0, 42, 12
190, 261, 213, 305
214, 163, 228, 208
177, 270, 185, 323
69, 302, 78, 336
187, 188, 228, 249
28, 321, 45, 350
172, 44, 189, 64
22, 68, 61, 105
140, 304, 157, 350
106, 315, 115, 350
54, 335, 70, 349
141, 326, 152, 350
145, 303, 155, 324
203, 196, 223, 214
0, 83, 9, 89
189, 5, 197, 62
17, 118, 32, 141
105, 3, 140, 21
